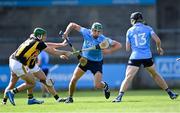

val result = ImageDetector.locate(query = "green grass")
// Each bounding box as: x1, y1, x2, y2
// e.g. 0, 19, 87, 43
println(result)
0, 90, 179, 113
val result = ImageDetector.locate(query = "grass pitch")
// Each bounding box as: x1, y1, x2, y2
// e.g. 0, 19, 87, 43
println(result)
0, 90, 179, 113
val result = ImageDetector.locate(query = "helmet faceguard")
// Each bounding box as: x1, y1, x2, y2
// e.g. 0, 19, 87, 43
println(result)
91, 22, 103, 32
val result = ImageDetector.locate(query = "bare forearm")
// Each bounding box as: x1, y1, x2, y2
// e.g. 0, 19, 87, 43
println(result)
152, 33, 162, 49
156, 41, 161, 49
64, 23, 75, 34
45, 47, 70, 56
46, 42, 64, 48
107, 42, 121, 54
52, 49, 70, 56
126, 42, 130, 52
126, 47, 130, 52
103, 43, 122, 54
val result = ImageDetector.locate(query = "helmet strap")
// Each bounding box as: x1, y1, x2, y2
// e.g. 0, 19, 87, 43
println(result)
37, 35, 43, 40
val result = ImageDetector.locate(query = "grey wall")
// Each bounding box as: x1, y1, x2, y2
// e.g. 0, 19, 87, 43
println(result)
0, 5, 156, 64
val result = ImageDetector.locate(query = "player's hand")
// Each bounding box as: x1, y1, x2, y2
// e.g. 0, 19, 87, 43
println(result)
62, 32, 68, 39
60, 55, 69, 60
61, 40, 68, 47
65, 51, 73, 56
60, 51, 72, 60
157, 47, 164, 55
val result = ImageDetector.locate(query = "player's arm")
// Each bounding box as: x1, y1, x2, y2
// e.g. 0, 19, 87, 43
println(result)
46, 40, 67, 49
103, 40, 122, 55
126, 31, 131, 52
126, 41, 131, 52
44, 46, 72, 59
151, 33, 164, 55
63, 22, 81, 39
38, 41, 71, 59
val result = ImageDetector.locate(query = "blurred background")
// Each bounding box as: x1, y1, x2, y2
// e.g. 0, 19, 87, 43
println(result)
0, 0, 179, 91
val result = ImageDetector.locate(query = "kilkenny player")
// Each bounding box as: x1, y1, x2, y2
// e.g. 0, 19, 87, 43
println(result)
2, 28, 71, 105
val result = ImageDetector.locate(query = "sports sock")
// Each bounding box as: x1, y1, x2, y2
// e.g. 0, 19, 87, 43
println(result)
103, 82, 108, 89
118, 92, 124, 97
28, 94, 34, 99
165, 88, 173, 96
2, 98, 7, 103
54, 95, 59, 100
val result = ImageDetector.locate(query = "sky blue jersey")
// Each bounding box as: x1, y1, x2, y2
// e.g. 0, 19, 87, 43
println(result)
80, 27, 114, 61
126, 23, 155, 59
38, 51, 49, 69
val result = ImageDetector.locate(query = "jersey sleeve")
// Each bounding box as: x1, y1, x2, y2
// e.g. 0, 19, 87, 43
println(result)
105, 37, 114, 46
80, 27, 90, 40
148, 26, 155, 35
37, 41, 47, 51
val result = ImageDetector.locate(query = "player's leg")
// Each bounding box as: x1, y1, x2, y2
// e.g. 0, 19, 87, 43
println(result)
94, 71, 110, 99
8, 73, 44, 105
20, 73, 45, 105
146, 64, 178, 99
5, 58, 37, 105
65, 66, 85, 103
33, 69, 64, 102
6, 72, 36, 106
2, 72, 19, 105
90, 60, 110, 99
113, 65, 139, 102
41, 68, 50, 98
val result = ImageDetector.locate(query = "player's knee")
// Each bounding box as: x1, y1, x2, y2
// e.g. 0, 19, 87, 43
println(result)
71, 77, 79, 83
26, 82, 35, 88
40, 79, 54, 87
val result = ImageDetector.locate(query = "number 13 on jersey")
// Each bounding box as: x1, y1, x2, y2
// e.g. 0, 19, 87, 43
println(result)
133, 33, 146, 46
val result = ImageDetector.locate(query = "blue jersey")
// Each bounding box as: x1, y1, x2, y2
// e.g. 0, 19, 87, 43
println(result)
126, 23, 155, 59
80, 27, 113, 61
38, 51, 49, 69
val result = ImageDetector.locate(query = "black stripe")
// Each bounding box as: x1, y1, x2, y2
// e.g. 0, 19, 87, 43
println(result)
17, 39, 37, 58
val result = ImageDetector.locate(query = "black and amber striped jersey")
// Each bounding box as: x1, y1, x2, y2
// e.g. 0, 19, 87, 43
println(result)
14, 36, 47, 68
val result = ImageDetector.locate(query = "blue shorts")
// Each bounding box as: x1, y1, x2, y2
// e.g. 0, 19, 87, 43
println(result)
78, 60, 103, 75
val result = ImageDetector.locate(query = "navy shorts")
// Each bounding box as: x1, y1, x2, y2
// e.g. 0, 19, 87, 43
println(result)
128, 58, 154, 68
78, 60, 103, 75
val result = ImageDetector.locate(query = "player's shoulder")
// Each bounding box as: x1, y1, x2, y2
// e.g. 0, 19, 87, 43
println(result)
143, 24, 154, 31
80, 27, 91, 33
100, 34, 110, 40
127, 26, 134, 35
